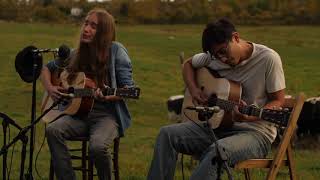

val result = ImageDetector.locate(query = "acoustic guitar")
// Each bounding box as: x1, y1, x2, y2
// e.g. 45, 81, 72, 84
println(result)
41, 71, 140, 123
181, 68, 291, 129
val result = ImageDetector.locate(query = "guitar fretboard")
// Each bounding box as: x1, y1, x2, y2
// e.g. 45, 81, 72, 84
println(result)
69, 87, 140, 99
73, 88, 94, 97
212, 97, 290, 126
214, 98, 261, 116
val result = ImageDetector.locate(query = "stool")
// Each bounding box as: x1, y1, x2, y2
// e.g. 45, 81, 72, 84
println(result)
49, 136, 120, 180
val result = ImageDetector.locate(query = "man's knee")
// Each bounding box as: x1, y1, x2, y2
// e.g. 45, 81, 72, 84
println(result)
158, 125, 174, 139
158, 123, 185, 139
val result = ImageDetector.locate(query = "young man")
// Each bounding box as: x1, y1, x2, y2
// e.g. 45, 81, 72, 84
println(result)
147, 18, 285, 180
42, 9, 134, 180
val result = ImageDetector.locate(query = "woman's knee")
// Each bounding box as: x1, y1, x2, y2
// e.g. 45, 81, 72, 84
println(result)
46, 124, 63, 139
89, 142, 111, 159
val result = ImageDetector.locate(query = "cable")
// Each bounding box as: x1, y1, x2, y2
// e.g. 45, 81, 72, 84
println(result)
5, 124, 10, 179
180, 109, 212, 179
7, 125, 16, 180
181, 153, 185, 180
183, 109, 211, 137
34, 124, 46, 180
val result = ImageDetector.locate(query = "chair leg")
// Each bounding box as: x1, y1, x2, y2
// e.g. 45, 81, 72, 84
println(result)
49, 158, 54, 180
180, 154, 185, 180
287, 145, 296, 180
88, 159, 94, 180
244, 169, 251, 180
113, 138, 120, 180
82, 141, 87, 180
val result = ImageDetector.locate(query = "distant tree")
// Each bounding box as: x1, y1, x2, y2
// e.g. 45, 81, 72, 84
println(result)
0, 0, 19, 20
120, 2, 129, 17
1, 0, 320, 24
305, 0, 320, 23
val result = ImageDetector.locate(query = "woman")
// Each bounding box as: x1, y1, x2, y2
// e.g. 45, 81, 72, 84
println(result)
42, 8, 134, 180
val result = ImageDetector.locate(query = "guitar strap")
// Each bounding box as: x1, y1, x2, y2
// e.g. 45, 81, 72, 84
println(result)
205, 67, 223, 78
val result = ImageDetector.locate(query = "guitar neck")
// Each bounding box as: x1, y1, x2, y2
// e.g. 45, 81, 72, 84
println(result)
213, 98, 289, 126
214, 98, 260, 116
102, 88, 118, 96
69, 87, 140, 99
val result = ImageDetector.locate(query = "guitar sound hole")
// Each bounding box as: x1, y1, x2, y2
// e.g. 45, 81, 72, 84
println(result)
68, 87, 75, 93
208, 94, 217, 107
58, 100, 71, 111
61, 100, 69, 106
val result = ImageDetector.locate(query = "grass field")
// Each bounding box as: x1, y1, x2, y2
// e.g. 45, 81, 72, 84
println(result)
0, 21, 319, 179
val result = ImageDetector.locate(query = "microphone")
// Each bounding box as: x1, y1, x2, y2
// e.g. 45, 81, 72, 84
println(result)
32, 44, 70, 59
32, 48, 55, 53
186, 106, 221, 113
54, 44, 71, 68
58, 92, 75, 98
57, 44, 71, 60
0, 112, 22, 130
15, 44, 71, 83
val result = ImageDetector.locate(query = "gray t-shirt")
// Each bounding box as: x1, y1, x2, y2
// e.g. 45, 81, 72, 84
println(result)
191, 42, 286, 142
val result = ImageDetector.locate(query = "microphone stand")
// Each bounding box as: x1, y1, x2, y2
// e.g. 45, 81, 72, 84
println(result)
197, 107, 234, 180
1, 113, 24, 180
2, 118, 8, 180
0, 100, 61, 180
24, 53, 39, 180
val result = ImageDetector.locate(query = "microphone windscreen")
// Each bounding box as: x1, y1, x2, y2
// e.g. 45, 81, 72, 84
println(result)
15, 46, 43, 83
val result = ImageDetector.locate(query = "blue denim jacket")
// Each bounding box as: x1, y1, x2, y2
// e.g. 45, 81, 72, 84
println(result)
109, 42, 134, 136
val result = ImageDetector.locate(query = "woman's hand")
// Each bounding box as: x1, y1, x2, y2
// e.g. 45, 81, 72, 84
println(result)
94, 88, 122, 102
47, 85, 65, 101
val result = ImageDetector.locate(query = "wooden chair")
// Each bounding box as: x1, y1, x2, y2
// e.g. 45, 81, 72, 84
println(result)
234, 93, 305, 180
49, 136, 120, 180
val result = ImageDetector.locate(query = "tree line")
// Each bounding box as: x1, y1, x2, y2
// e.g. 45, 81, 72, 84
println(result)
1, 0, 319, 25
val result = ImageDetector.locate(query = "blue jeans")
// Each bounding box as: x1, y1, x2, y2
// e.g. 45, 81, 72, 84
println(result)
147, 121, 271, 180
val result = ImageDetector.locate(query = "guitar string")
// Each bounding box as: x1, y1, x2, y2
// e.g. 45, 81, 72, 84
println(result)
213, 97, 289, 126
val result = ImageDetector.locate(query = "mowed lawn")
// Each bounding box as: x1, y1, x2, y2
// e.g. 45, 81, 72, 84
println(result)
0, 21, 319, 179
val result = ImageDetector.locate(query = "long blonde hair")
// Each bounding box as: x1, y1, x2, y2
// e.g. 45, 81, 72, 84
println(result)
68, 8, 116, 88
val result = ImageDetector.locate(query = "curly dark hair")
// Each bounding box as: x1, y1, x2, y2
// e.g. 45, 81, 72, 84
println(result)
202, 18, 236, 54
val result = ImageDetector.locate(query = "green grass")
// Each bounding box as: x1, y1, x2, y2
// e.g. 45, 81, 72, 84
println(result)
0, 21, 319, 179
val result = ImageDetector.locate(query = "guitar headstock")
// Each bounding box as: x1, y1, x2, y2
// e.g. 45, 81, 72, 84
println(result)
102, 87, 140, 99
261, 108, 292, 127
118, 87, 140, 99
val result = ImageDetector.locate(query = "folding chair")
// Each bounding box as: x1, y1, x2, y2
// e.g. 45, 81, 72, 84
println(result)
234, 93, 305, 180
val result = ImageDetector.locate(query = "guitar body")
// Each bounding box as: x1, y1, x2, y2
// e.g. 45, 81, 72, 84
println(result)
41, 70, 64, 123
41, 71, 95, 123
41, 70, 140, 123
59, 71, 95, 117
181, 68, 242, 129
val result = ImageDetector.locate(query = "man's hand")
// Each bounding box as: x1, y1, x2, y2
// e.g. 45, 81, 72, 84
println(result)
183, 58, 208, 105
233, 100, 259, 122
189, 87, 208, 105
